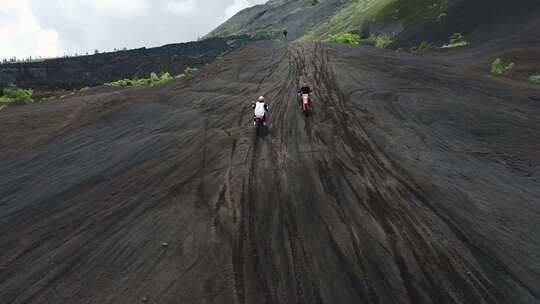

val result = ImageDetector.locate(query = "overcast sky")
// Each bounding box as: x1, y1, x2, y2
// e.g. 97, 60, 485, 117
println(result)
0, 0, 266, 59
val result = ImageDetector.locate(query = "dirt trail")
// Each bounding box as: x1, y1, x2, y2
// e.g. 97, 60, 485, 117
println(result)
1, 42, 540, 304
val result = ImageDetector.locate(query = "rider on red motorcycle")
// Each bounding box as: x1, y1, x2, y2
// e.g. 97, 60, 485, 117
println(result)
298, 81, 312, 110
252, 96, 269, 126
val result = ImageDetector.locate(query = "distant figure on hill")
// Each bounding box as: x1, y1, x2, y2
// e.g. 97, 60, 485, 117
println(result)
283, 30, 288, 41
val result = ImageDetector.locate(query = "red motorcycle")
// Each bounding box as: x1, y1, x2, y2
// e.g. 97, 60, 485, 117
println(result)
254, 115, 266, 135
300, 93, 312, 114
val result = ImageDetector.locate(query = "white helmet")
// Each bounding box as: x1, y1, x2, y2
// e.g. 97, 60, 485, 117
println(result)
258, 96, 265, 102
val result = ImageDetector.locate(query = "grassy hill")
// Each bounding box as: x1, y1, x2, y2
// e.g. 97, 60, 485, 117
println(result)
204, 0, 346, 40
300, 0, 447, 41
206, 0, 540, 49
205, 0, 449, 42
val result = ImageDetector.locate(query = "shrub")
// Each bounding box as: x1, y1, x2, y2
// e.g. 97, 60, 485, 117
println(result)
0, 85, 33, 110
325, 32, 360, 44
505, 62, 515, 72
442, 33, 469, 48
418, 41, 431, 51
105, 72, 175, 88
359, 33, 394, 49
105, 79, 131, 87
530, 72, 540, 83
3, 85, 33, 102
0, 96, 11, 110
491, 58, 503, 75
150, 72, 160, 84
184, 67, 199, 76
324, 32, 393, 48
491, 58, 515, 76
80, 86, 90, 92
373, 33, 394, 48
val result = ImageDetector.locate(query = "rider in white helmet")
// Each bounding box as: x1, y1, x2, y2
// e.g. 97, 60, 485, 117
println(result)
252, 96, 269, 126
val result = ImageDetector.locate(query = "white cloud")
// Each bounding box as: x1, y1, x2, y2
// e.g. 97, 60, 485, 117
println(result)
89, 0, 149, 19
165, 0, 198, 15
1, 0, 269, 59
0, 0, 61, 59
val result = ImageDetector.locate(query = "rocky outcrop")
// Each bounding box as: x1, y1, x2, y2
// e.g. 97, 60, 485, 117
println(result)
0, 36, 257, 92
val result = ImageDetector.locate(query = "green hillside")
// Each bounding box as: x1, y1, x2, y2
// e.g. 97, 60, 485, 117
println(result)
205, 0, 449, 44
299, 0, 389, 41
205, 0, 539, 49
300, 0, 448, 41
204, 0, 347, 40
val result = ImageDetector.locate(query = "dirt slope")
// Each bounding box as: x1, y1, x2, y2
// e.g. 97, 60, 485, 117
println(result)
391, 0, 540, 47
1, 41, 540, 304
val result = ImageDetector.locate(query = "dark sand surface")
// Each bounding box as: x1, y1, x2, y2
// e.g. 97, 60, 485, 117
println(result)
1, 41, 540, 303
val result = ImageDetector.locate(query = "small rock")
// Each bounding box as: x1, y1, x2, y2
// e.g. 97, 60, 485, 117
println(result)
141, 296, 149, 303
161, 242, 169, 248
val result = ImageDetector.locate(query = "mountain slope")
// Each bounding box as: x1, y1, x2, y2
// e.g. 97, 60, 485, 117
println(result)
299, 0, 446, 42
207, 0, 540, 48
389, 0, 540, 47
204, 0, 346, 40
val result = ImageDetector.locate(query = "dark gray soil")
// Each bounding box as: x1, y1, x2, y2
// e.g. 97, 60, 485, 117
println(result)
392, 0, 540, 48
1, 41, 540, 304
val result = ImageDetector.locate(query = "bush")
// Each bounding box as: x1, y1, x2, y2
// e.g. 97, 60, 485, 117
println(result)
442, 33, 469, 48
105, 72, 175, 88
184, 67, 199, 76
418, 41, 431, 51
324, 32, 393, 48
491, 58, 503, 75
359, 33, 394, 49
373, 33, 394, 48
0, 96, 10, 110
491, 58, 515, 76
0, 85, 33, 110
530, 72, 540, 83
505, 62, 515, 72
80, 86, 90, 92
149, 72, 160, 84
325, 32, 360, 44
3, 85, 33, 102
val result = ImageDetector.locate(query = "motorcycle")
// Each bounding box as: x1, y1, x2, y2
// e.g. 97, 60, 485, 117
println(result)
300, 93, 312, 114
254, 115, 266, 135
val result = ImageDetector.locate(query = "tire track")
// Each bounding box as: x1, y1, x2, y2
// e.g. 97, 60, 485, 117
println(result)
305, 43, 503, 303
